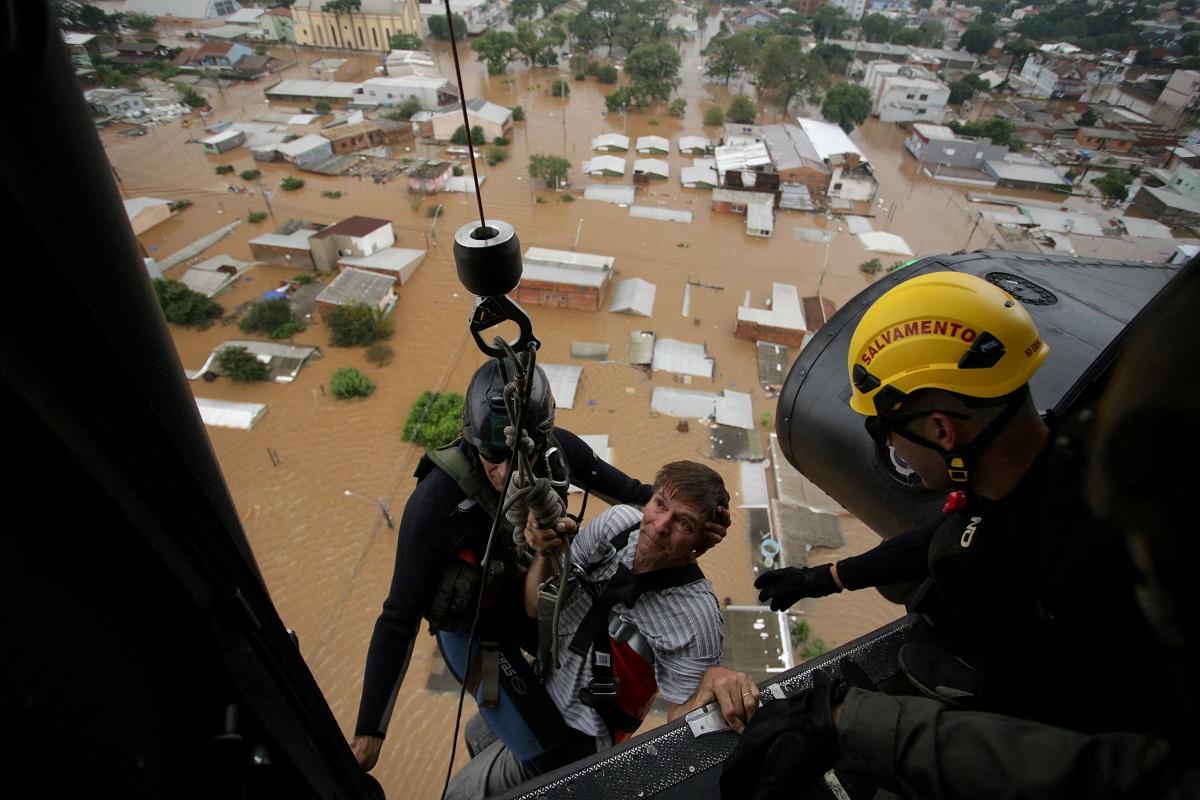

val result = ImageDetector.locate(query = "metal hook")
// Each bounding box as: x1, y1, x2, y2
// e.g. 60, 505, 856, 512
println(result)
469, 295, 540, 359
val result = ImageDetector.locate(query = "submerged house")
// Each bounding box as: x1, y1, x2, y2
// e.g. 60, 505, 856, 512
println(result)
513, 247, 614, 311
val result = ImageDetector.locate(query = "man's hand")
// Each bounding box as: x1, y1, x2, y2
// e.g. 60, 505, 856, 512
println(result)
695, 505, 731, 557
754, 564, 840, 611
668, 666, 759, 733
351, 734, 383, 772
523, 516, 576, 556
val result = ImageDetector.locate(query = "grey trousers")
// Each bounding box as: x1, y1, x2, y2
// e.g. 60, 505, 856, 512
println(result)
445, 714, 539, 800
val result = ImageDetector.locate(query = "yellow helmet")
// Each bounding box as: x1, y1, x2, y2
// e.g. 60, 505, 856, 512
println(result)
848, 271, 1049, 417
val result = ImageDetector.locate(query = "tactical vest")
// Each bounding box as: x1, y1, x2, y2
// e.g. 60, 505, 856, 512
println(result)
416, 436, 564, 633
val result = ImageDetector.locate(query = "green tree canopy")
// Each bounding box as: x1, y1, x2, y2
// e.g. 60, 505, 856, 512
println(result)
153, 278, 223, 327
811, 5, 847, 40
328, 302, 394, 347
510, 0, 539, 23
529, 153, 571, 187
820, 83, 872, 133
625, 42, 681, 103
427, 13, 467, 40
450, 124, 487, 145
727, 94, 756, 124
471, 30, 519, 74
402, 391, 465, 449
389, 31, 422, 50
216, 346, 269, 382
703, 31, 757, 85
605, 85, 634, 112
1093, 169, 1132, 202
240, 298, 304, 339
124, 11, 157, 32
959, 24, 997, 56
703, 105, 725, 126
757, 35, 826, 112
810, 43, 850, 74
331, 367, 376, 399
860, 13, 895, 43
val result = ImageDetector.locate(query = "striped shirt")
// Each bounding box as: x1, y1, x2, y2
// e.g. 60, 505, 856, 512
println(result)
545, 505, 723, 741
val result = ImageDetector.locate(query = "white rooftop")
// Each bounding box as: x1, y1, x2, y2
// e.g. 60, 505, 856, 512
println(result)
337, 247, 426, 284
583, 155, 626, 175
681, 165, 718, 187
652, 338, 714, 378
715, 141, 771, 173
678, 135, 711, 152
540, 364, 583, 409
226, 7, 265, 23
629, 206, 692, 223
250, 228, 319, 250
636, 135, 670, 152
608, 277, 656, 317
196, 398, 266, 431
203, 129, 242, 145
649, 388, 753, 429
912, 123, 957, 140
268, 80, 360, 99
858, 231, 914, 256
583, 184, 636, 205
591, 133, 630, 151
737, 283, 805, 330
633, 158, 670, 177
796, 117, 865, 162
276, 133, 332, 157
739, 461, 770, 509
521, 247, 613, 288
123, 197, 171, 218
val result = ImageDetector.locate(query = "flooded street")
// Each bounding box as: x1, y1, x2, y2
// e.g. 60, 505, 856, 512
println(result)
105, 25, 1178, 798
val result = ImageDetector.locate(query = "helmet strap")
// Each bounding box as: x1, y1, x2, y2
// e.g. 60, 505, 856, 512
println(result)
888, 387, 1029, 490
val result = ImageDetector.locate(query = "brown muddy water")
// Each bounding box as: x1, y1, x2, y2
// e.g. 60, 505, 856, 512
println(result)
103, 26, 1175, 799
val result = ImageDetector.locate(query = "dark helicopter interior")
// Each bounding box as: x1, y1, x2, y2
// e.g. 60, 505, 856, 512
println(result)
0, 3, 1188, 799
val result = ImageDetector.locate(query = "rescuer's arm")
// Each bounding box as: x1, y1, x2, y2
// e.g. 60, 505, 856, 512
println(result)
352, 471, 464, 770
522, 516, 575, 616
666, 666, 760, 733
836, 688, 1179, 800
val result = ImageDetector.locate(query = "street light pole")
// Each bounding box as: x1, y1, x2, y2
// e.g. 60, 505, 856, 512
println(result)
343, 489, 394, 529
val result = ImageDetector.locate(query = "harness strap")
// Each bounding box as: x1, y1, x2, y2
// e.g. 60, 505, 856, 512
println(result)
567, 522, 705, 737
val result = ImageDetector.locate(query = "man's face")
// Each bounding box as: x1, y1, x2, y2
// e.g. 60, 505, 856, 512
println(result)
888, 424, 953, 491
635, 488, 708, 572
478, 453, 511, 492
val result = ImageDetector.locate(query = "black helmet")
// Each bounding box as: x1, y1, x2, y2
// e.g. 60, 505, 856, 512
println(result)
463, 358, 555, 462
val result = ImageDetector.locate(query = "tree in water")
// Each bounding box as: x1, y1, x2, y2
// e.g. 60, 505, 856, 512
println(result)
625, 42, 681, 104
820, 84, 872, 133
757, 36, 826, 113
528, 153, 571, 187
471, 30, 518, 75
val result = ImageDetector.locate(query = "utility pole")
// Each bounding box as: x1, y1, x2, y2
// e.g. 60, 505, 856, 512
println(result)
815, 237, 833, 308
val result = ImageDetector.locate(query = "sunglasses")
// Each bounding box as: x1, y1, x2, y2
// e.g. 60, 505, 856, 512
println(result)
864, 410, 969, 449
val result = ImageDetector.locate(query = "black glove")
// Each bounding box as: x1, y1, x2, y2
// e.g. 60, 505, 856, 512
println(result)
719, 669, 840, 800
754, 564, 840, 611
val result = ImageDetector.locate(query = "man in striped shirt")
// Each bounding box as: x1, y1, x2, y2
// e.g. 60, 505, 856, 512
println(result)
446, 461, 757, 799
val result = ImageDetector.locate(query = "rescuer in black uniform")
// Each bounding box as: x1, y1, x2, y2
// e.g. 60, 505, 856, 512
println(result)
351, 358, 726, 774
755, 271, 1170, 735
724, 261, 1200, 800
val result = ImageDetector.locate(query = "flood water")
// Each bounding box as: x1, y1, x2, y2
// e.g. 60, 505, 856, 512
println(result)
103, 22, 1177, 799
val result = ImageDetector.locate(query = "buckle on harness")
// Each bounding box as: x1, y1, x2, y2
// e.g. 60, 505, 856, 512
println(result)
586, 677, 619, 698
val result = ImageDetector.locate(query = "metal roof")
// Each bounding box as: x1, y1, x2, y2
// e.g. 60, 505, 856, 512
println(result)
583, 155, 626, 175
678, 135, 710, 153
316, 268, 395, 306
629, 206, 692, 223
266, 80, 359, 99
123, 197, 171, 218
739, 461, 770, 508
681, 165, 718, 187
608, 277, 656, 317
626, 330, 654, 365
635, 135, 669, 152
857, 231, 914, 256
591, 133, 629, 151
125, 0, 223, 18
845, 215, 873, 234
276, 133, 333, 157
746, 203, 773, 233
1078, 126, 1138, 141
540, 364, 583, 409
983, 160, 1071, 186
1140, 185, 1200, 212
738, 283, 805, 330
795, 117, 865, 163
633, 158, 670, 178
196, 398, 266, 430
652, 338, 713, 378
1118, 216, 1173, 239
337, 248, 425, 283
226, 7, 265, 23
715, 390, 754, 430
1021, 207, 1105, 237
714, 141, 771, 173
583, 185, 635, 206
649, 388, 753, 428
202, 129, 243, 145
912, 122, 957, 141
760, 124, 827, 173
521, 248, 612, 288
769, 433, 845, 515
250, 229, 318, 250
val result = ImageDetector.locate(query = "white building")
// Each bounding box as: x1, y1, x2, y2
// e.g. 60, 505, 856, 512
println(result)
426, 98, 512, 141
828, 0, 867, 20
591, 133, 630, 152
582, 155, 626, 176
85, 88, 145, 118
123, 0, 240, 19
123, 197, 174, 236
416, 0, 503, 36
796, 117, 877, 202
633, 158, 670, 180
359, 75, 456, 109
635, 135, 670, 154
863, 62, 949, 123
